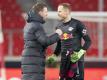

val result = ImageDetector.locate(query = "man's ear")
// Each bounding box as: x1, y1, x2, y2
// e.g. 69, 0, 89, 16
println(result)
38, 11, 42, 16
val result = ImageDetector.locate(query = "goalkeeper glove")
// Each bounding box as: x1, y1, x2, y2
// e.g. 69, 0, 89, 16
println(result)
47, 54, 57, 64
70, 49, 86, 63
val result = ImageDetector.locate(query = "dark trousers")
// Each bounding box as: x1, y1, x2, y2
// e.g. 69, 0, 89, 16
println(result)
59, 61, 84, 80
78, 61, 84, 80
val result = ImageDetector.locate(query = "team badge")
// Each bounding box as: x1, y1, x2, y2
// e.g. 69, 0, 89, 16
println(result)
68, 27, 73, 31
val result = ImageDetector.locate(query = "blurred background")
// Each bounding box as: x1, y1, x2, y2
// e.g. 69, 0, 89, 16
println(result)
0, 0, 107, 80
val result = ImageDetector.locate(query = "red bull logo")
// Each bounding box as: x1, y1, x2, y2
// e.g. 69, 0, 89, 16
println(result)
61, 33, 73, 40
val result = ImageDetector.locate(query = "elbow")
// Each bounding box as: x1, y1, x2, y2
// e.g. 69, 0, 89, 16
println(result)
89, 38, 92, 46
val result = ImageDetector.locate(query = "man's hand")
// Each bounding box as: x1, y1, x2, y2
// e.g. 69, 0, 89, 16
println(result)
70, 49, 86, 63
55, 29, 62, 36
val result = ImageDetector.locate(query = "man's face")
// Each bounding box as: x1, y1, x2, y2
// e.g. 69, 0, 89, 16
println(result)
39, 7, 48, 20
57, 5, 70, 21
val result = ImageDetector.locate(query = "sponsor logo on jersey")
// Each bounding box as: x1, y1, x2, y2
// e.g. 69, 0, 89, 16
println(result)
61, 33, 73, 40
82, 29, 87, 35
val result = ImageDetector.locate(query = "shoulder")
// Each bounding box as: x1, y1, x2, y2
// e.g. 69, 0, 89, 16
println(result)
31, 22, 43, 30
71, 18, 82, 24
72, 18, 86, 27
24, 22, 42, 33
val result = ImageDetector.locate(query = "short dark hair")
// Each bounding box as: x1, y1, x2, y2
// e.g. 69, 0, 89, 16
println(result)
59, 3, 71, 11
32, 3, 47, 13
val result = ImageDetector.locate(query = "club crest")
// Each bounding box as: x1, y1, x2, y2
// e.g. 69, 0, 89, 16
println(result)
68, 27, 73, 31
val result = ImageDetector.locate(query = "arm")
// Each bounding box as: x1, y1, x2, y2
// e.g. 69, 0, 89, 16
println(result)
70, 21, 91, 63
54, 40, 61, 56
78, 21, 91, 50
35, 27, 60, 47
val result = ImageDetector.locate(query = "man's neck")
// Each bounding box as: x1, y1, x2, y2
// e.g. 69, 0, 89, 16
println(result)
63, 15, 71, 23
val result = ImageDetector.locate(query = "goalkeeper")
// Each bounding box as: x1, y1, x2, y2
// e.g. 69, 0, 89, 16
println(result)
48, 3, 91, 80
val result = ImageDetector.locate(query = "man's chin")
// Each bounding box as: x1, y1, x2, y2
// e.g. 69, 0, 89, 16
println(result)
58, 17, 64, 21
43, 17, 47, 20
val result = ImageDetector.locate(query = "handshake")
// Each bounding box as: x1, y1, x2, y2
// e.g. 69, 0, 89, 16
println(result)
70, 49, 86, 63
55, 29, 62, 36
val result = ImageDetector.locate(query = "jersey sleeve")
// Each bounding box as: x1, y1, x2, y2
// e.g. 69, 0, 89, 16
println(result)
77, 21, 91, 50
